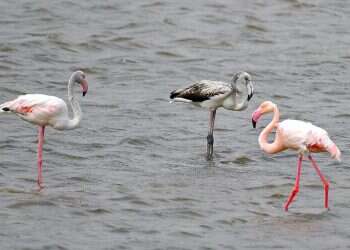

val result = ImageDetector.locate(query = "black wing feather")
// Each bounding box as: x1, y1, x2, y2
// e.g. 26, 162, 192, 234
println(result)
170, 83, 227, 102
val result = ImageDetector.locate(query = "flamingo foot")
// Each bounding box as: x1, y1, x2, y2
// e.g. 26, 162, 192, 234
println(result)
324, 182, 329, 209
36, 126, 45, 190
37, 184, 44, 190
206, 109, 216, 161
284, 187, 299, 211
37, 178, 44, 190
206, 134, 214, 160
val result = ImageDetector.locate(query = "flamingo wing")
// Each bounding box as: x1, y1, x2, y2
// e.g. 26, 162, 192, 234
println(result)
278, 119, 314, 151
170, 80, 232, 102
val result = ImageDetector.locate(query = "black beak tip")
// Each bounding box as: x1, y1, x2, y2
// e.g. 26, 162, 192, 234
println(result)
247, 94, 253, 101
247, 93, 254, 102
252, 119, 256, 128
83, 91, 87, 97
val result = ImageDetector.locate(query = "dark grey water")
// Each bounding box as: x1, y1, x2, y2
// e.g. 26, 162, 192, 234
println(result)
0, 0, 350, 249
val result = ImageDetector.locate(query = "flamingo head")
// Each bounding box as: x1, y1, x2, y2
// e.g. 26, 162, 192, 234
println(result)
252, 101, 276, 128
232, 71, 254, 101
73, 71, 89, 97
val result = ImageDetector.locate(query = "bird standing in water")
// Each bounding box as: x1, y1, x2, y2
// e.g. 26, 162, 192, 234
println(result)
252, 101, 341, 211
170, 71, 254, 160
0, 71, 88, 189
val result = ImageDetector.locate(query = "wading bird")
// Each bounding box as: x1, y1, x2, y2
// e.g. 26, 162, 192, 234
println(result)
252, 101, 341, 211
0, 71, 88, 189
170, 71, 254, 160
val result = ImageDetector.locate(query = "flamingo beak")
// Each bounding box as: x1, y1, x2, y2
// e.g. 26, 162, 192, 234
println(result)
81, 79, 88, 97
247, 82, 254, 101
252, 109, 262, 128
248, 92, 253, 101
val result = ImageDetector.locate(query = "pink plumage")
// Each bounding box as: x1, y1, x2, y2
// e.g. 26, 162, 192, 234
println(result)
0, 71, 88, 188
252, 101, 341, 211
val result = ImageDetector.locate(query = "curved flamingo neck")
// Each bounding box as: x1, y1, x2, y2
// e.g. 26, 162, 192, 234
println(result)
258, 104, 283, 154
235, 82, 249, 110
64, 75, 82, 130
227, 80, 249, 111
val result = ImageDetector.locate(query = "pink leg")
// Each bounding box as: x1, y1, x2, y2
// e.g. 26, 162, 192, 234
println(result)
308, 155, 329, 209
284, 154, 303, 211
37, 126, 45, 189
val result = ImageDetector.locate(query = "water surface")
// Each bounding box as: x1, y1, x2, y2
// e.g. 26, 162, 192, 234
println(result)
0, 0, 350, 249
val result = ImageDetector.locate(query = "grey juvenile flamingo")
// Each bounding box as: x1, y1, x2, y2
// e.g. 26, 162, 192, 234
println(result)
170, 71, 254, 160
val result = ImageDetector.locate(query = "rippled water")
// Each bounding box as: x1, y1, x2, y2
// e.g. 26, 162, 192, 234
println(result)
0, 0, 350, 249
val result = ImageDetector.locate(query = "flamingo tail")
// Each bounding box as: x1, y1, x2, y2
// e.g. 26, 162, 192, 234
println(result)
328, 142, 341, 162
0, 99, 19, 113
0, 102, 11, 113
323, 135, 341, 162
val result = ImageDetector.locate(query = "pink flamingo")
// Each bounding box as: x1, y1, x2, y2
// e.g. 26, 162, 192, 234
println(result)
0, 71, 88, 188
251, 101, 341, 211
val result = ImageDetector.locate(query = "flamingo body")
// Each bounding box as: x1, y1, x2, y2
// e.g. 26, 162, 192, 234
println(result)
1, 94, 69, 130
252, 101, 341, 211
277, 119, 340, 159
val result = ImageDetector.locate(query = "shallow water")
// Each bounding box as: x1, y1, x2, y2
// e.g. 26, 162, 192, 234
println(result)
0, 0, 350, 249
